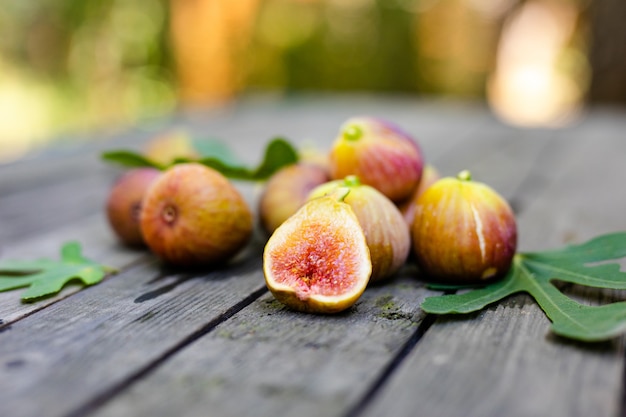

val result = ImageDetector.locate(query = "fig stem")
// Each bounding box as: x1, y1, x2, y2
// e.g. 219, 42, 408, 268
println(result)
343, 125, 363, 141
457, 170, 472, 181
343, 175, 361, 187
326, 187, 351, 202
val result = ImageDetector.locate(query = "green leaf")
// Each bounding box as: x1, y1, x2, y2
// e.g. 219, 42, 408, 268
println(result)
421, 232, 626, 342
101, 137, 298, 181
199, 137, 298, 181
191, 137, 240, 165
0, 242, 114, 301
101, 150, 165, 170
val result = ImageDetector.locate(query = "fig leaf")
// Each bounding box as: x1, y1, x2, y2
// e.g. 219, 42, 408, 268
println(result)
421, 232, 626, 342
101, 137, 299, 181
0, 242, 114, 302
191, 137, 240, 166
101, 151, 165, 170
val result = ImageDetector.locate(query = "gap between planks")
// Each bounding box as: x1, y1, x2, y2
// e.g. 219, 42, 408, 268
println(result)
63, 285, 269, 417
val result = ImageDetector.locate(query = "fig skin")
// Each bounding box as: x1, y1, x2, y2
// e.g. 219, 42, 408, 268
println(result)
263, 191, 372, 314
106, 168, 162, 247
259, 162, 330, 234
140, 163, 253, 267
329, 117, 425, 203
398, 164, 441, 227
143, 130, 199, 166
309, 176, 410, 282
412, 170, 517, 284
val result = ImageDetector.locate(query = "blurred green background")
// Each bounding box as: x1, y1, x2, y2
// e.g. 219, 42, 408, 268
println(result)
0, 0, 624, 162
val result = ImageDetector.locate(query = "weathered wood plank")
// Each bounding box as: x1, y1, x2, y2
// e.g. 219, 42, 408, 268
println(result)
86, 113, 550, 417
91, 272, 434, 417
360, 111, 626, 417
0, 127, 153, 197
0, 236, 267, 417
0, 214, 149, 327
0, 173, 114, 242
3, 97, 617, 417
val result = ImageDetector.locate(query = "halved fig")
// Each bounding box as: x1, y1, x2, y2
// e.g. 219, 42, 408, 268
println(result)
263, 192, 372, 314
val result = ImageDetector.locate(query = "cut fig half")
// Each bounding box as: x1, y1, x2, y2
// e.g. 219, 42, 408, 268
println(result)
263, 194, 372, 314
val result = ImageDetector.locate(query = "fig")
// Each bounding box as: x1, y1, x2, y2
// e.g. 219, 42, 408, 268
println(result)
412, 170, 517, 283
140, 163, 253, 267
105, 168, 162, 247
259, 162, 330, 234
298, 145, 331, 171
329, 117, 425, 203
263, 190, 372, 314
398, 164, 441, 226
309, 176, 410, 282
143, 130, 199, 166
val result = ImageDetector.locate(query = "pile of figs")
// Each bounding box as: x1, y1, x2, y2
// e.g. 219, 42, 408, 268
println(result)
105, 116, 517, 314
262, 117, 517, 313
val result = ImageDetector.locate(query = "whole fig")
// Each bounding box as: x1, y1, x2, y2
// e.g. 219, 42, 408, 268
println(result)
329, 117, 424, 203
412, 170, 517, 283
140, 163, 253, 267
106, 168, 161, 247
259, 162, 330, 234
143, 130, 198, 166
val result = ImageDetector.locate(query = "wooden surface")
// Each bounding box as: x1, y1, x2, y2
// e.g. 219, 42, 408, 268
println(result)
1, 95, 625, 417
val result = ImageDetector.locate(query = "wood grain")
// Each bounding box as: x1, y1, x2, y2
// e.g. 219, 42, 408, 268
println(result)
0, 97, 624, 417
0, 237, 267, 417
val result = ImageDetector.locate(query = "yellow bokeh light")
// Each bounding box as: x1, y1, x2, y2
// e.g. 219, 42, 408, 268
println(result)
487, 0, 588, 127
0, 69, 53, 162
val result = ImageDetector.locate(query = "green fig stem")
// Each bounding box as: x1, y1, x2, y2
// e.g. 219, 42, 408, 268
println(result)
343, 125, 363, 141
343, 175, 361, 187
326, 186, 351, 202
457, 170, 472, 181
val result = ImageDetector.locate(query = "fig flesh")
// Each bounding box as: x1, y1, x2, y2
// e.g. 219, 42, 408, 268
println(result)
329, 117, 424, 203
309, 176, 410, 282
140, 163, 253, 267
412, 170, 517, 283
263, 192, 372, 314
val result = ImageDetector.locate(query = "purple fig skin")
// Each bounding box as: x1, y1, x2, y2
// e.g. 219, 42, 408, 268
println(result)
309, 176, 411, 282
140, 163, 253, 267
106, 168, 162, 247
329, 117, 425, 203
259, 162, 330, 234
412, 171, 517, 284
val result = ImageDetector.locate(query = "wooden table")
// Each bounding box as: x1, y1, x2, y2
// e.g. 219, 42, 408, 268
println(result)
1, 95, 625, 417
